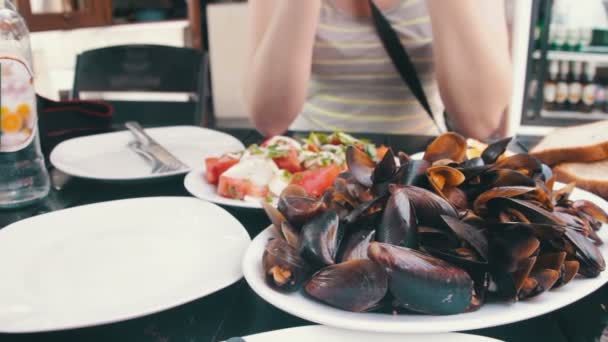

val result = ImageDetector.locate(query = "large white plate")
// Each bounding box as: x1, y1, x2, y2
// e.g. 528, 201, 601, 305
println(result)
243, 186, 608, 333
184, 169, 263, 209
239, 325, 500, 341
50, 126, 244, 181
0, 197, 250, 333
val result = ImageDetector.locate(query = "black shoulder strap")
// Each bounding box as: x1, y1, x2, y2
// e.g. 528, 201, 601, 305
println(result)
369, 0, 439, 129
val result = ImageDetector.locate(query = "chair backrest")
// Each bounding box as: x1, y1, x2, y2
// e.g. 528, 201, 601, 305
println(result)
207, 3, 250, 123
72, 44, 210, 127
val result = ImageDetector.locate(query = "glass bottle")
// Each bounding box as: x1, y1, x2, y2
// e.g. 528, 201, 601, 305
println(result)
0, 0, 50, 208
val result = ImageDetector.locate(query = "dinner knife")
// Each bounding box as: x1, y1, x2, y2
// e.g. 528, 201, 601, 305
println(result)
125, 121, 189, 171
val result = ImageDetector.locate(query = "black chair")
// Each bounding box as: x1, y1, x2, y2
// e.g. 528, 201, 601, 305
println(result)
72, 44, 212, 127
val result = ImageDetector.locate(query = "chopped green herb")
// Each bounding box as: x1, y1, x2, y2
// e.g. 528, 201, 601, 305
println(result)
265, 196, 274, 203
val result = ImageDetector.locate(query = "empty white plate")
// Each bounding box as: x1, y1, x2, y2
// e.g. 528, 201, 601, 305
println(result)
238, 325, 500, 341
50, 126, 244, 181
0, 197, 250, 333
243, 186, 608, 333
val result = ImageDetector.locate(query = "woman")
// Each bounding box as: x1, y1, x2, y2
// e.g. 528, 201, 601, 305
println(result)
244, 0, 512, 140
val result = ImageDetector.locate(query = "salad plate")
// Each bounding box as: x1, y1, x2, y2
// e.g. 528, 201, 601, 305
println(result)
243, 184, 608, 333
0, 197, 250, 333
234, 325, 500, 341
50, 126, 244, 182
186, 132, 386, 209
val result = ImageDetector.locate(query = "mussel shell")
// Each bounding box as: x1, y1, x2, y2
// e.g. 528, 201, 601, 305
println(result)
441, 216, 488, 261
423, 132, 468, 164
346, 145, 375, 187
518, 268, 560, 299
479, 169, 537, 191
399, 185, 458, 228
487, 197, 566, 226
573, 200, 608, 224
300, 210, 343, 267
491, 154, 543, 178
553, 182, 576, 206
339, 229, 376, 262
461, 157, 485, 169
368, 242, 473, 315
473, 186, 535, 217
565, 228, 606, 278
418, 225, 460, 251
490, 256, 536, 301
262, 201, 287, 232
281, 221, 301, 248
305, 259, 388, 312
481, 137, 512, 164
263, 238, 309, 292
377, 189, 418, 248
394, 159, 431, 187
277, 196, 325, 229
488, 225, 540, 273
372, 148, 397, 184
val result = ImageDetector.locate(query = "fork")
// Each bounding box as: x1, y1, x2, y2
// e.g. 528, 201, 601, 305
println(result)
127, 141, 176, 174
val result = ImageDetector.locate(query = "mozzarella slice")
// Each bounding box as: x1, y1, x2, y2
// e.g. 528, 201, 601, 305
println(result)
222, 157, 278, 187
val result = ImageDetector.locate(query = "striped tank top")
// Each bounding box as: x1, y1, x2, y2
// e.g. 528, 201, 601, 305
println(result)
291, 0, 442, 135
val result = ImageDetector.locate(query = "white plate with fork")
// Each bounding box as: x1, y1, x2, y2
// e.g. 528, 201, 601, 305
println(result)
50, 126, 244, 182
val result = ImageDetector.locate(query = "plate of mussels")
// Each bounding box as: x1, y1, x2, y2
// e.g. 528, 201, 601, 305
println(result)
242, 133, 608, 333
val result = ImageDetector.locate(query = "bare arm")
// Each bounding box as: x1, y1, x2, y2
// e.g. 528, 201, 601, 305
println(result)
244, 0, 321, 136
427, 0, 512, 140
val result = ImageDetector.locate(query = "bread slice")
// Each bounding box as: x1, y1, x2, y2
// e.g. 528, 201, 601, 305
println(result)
530, 121, 608, 166
554, 160, 608, 199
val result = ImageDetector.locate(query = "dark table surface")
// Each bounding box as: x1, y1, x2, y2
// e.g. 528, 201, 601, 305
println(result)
0, 129, 606, 342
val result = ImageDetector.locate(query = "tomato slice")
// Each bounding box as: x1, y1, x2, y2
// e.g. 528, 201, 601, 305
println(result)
205, 156, 239, 185
290, 164, 342, 198
273, 148, 302, 173
218, 175, 268, 200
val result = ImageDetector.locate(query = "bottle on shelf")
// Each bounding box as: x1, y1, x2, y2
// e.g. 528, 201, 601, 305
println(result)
579, 27, 593, 51
543, 60, 559, 111
555, 60, 570, 110
550, 24, 567, 51
581, 62, 597, 112
568, 61, 583, 110
595, 82, 606, 113
565, 27, 580, 51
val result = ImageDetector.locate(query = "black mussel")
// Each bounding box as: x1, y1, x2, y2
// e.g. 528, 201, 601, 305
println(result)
481, 137, 512, 164
400, 186, 458, 228
426, 166, 465, 198
490, 256, 536, 301
534, 252, 566, 274
377, 189, 418, 248
488, 224, 540, 273
573, 200, 608, 224
339, 229, 376, 262
277, 196, 325, 229
368, 242, 473, 315
473, 186, 535, 217
518, 268, 560, 299
262, 201, 286, 232
461, 157, 485, 169
491, 154, 543, 178
565, 228, 606, 277
263, 238, 309, 292
372, 148, 397, 184
441, 216, 488, 261
479, 169, 537, 191
300, 210, 343, 267
394, 159, 431, 187
424, 246, 488, 275
418, 226, 460, 251
281, 221, 301, 248
398, 151, 411, 165
305, 259, 388, 312
554, 260, 580, 287
344, 195, 386, 225
487, 197, 566, 226
346, 145, 375, 187
423, 132, 468, 164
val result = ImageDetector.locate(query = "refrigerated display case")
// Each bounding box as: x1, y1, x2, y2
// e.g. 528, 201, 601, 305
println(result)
519, 0, 608, 135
